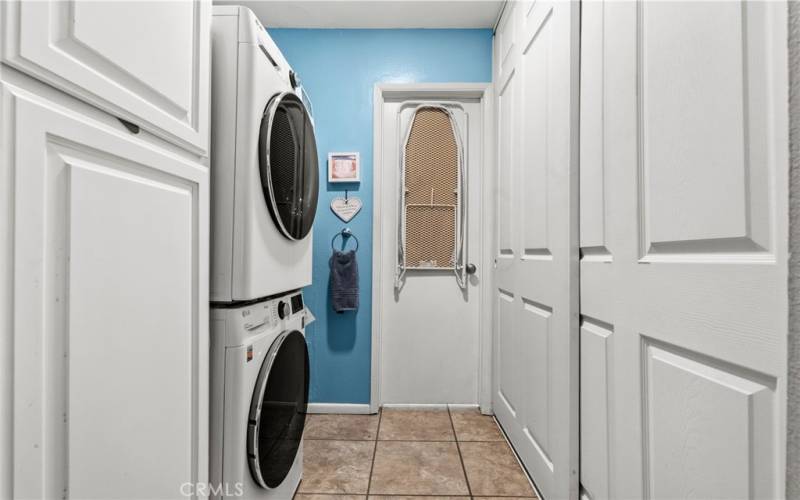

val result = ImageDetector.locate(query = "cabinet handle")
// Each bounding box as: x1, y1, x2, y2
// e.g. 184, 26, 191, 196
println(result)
117, 118, 140, 134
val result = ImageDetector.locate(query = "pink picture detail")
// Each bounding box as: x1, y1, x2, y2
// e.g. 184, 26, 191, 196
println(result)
328, 152, 360, 182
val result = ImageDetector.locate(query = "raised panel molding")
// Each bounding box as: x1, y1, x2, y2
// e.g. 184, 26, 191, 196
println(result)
67, 153, 196, 499
70, 1, 195, 115
497, 289, 519, 416
580, 317, 614, 500
493, 2, 581, 498
497, 2, 516, 78
1, 0, 210, 155
3, 70, 208, 500
642, 338, 777, 500
579, 0, 612, 263
522, 298, 553, 467
521, 6, 553, 260
577, 1, 788, 500
498, 70, 516, 257
636, 1, 774, 263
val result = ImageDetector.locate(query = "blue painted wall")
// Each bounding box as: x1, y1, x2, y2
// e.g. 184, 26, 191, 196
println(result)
269, 29, 493, 404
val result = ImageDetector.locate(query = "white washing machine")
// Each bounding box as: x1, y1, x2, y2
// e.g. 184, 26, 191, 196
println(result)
211, 6, 319, 303
210, 291, 310, 499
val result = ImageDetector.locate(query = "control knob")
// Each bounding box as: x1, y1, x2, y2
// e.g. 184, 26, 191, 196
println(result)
278, 301, 290, 320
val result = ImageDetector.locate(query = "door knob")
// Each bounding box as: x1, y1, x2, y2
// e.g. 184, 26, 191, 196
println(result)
466, 263, 477, 275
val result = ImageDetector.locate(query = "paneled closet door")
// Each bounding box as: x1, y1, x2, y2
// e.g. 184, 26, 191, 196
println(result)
0, 0, 210, 155
579, 2, 789, 499
492, 1, 580, 499
1, 69, 209, 500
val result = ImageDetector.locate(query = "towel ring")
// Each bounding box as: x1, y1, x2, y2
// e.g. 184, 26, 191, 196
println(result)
332, 228, 359, 252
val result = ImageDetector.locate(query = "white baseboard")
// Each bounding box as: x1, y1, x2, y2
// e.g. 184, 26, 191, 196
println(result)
381, 403, 449, 410
307, 403, 374, 414
380, 403, 483, 412
448, 403, 481, 411
307, 403, 485, 415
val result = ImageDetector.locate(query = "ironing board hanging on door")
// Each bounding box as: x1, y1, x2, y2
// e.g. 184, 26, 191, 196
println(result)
395, 104, 467, 290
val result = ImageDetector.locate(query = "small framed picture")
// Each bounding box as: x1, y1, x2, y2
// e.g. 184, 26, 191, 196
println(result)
328, 152, 360, 183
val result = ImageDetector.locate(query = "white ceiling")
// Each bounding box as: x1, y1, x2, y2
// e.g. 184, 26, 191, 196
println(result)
215, 0, 505, 29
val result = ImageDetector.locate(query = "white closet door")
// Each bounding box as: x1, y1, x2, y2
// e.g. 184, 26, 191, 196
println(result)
492, 1, 580, 499
1, 69, 209, 500
579, 2, 789, 499
1, 0, 210, 155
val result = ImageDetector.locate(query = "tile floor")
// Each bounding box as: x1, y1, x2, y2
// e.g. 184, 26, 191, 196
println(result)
295, 407, 538, 499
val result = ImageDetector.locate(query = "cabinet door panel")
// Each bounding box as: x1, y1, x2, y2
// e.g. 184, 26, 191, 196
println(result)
579, 2, 788, 499
492, 1, 581, 499
1, 69, 209, 500
1, 0, 210, 155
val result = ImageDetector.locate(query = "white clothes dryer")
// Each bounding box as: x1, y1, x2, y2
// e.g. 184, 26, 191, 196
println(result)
210, 291, 310, 499
211, 6, 319, 303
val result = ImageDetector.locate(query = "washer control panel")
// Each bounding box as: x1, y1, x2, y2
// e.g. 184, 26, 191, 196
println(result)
238, 301, 278, 333
289, 292, 304, 315
232, 291, 306, 336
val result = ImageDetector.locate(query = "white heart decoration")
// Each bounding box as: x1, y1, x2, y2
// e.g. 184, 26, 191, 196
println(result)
330, 196, 363, 222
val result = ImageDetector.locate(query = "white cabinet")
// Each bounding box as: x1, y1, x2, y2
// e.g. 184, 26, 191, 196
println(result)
1, 0, 210, 156
0, 68, 209, 499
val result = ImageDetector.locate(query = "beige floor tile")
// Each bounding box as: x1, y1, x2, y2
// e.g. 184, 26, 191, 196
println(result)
295, 496, 366, 500
459, 441, 535, 497
369, 497, 469, 499
377, 408, 454, 441
449, 408, 504, 442
298, 440, 374, 494
369, 441, 469, 496
304, 413, 380, 440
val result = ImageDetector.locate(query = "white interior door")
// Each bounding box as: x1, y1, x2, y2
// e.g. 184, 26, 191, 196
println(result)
1, 0, 211, 155
492, 1, 580, 499
378, 94, 485, 405
579, 2, 789, 499
1, 68, 209, 500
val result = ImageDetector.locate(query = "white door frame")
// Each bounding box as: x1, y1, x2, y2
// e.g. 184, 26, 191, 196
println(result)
371, 83, 495, 413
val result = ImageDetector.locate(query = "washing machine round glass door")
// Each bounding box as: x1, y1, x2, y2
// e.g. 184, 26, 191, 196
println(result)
247, 330, 309, 489
259, 92, 320, 241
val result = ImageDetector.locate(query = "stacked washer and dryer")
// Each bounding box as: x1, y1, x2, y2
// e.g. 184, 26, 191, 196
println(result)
209, 6, 319, 499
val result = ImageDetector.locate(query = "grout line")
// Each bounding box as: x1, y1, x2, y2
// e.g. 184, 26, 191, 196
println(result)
297, 413, 536, 500
373, 439, 470, 442
305, 438, 505, 443
306, 438, 508, 443
305, 437, 380, 441
306, 437, 508, 443
448, 405, 473, 498
297, 493, 529, 498
366, 407, 382, 495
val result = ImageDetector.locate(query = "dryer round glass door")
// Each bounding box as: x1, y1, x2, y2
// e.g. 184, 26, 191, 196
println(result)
259, 92, 320, 241
247, 330, 309, 489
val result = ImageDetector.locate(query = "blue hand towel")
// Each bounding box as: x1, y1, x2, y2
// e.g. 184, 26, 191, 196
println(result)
330, 249, 359, 313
